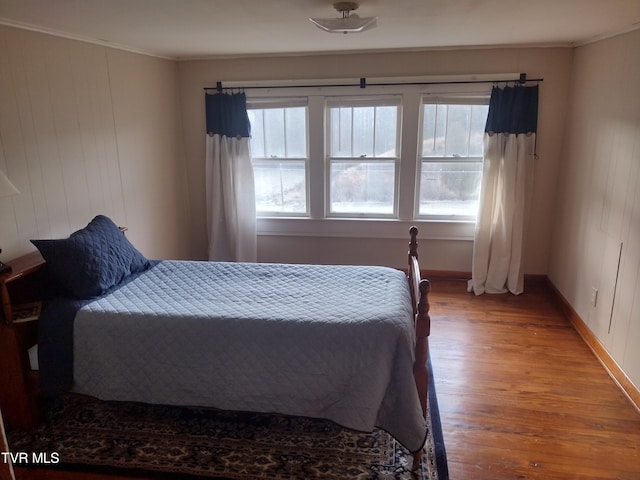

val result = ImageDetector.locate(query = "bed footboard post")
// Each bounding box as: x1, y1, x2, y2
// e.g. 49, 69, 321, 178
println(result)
412, 279, 431, 469
407, 226, 431, 418
408, 227, 431, 469
414, 279, 431, 418
409, 225, 418, 259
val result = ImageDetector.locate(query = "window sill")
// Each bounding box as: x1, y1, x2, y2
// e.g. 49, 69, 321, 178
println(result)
256, 217, 475, 241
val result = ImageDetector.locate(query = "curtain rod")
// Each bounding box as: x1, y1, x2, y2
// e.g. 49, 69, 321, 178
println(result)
204, 73, 543, 92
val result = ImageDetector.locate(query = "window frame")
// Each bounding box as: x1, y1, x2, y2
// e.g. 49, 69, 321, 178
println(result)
247, 98, 310, 217
415, 95, 490, 222
324, 95, 402, 219
241, 78, 496, 241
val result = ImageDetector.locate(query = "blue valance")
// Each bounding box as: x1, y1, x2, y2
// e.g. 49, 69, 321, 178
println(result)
205, 92, 251, 137
485, 85, 539, 134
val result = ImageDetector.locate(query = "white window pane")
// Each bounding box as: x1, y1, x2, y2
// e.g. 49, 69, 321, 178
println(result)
329, 104, 398, 159
469, 105, 489, 156
285, 107, 307, 157
421, 103, 450, 156
330, 108, 352, 157
352, 106, 374, 157
433, 105, 447, 156
419, 161, 482, 217
248, 110, 265, 158
249, 104, 308, 215
421, 104, 437, 156
330, 161, 395, 214
327, 100, 399, 217
374, 106, 398, 157
253, 161, 306, 213
250, 106, 309, 159
419, 99, 487, 217
422, 103, 488, 158
444, 105, 471, 157
264, 109, 285, 158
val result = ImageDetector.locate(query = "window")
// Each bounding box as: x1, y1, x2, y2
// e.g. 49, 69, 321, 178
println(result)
326, 97, 401, 216
247, 101, 308, 215
246, 81, 492, 236
418, 99, 489, 219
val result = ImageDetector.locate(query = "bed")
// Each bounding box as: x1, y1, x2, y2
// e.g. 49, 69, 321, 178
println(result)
23, 215, 431, 460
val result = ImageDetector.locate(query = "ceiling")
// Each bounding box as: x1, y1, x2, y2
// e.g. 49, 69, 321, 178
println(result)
0, 0, 639, 60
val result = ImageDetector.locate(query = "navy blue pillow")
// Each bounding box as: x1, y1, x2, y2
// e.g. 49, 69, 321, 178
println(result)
31, 215, 149, 299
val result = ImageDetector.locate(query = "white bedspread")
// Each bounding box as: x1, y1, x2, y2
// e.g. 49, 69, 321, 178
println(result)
72, 260, 427, 451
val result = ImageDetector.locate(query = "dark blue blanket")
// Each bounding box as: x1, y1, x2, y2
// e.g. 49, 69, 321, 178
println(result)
38, 261, 160, 396
38, 297, 89, 396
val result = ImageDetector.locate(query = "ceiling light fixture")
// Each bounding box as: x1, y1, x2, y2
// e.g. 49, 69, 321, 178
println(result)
310, 2, 377, 34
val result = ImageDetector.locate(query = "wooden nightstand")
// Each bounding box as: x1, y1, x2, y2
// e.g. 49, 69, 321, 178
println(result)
0, 251, 46, 430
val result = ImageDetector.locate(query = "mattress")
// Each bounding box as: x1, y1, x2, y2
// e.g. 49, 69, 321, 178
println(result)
70, 260, 427, 451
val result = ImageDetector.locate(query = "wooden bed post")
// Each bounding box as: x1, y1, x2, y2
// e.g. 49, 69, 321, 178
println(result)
408, 227, 431, 467
409, 225, 419, 263
408, 228, 431, 409
414, 279, 431, 418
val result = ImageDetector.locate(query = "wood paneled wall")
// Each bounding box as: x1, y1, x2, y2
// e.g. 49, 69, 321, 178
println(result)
0, 26, 190, 261
549, 28, 640, 394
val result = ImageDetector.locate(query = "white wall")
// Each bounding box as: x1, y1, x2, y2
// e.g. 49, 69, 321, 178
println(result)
549, 29, 640, 390
178, 47, 573, 271
0, 26, 190, 261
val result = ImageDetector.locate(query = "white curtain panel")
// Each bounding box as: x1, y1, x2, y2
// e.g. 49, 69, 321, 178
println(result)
469, 132, 535, 295
205, 134, 256, 262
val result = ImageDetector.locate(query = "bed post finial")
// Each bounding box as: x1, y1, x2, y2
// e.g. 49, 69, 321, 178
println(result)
409, 226, 418, 259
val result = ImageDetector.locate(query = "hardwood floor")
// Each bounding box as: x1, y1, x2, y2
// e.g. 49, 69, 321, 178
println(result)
9, 278, 640, 479
429, 279, 640, 480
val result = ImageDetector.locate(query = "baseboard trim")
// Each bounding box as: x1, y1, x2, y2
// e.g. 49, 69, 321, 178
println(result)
420, 271, 549, 288
422, 270, 469, 280
547, 279, 640, 414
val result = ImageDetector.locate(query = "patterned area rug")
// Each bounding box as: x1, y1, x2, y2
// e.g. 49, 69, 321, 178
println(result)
8, 371, 448, 480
